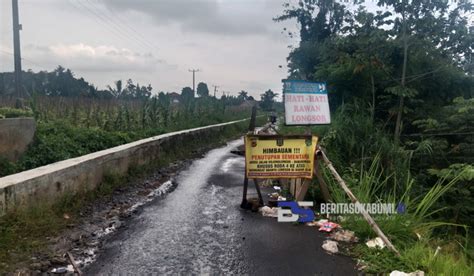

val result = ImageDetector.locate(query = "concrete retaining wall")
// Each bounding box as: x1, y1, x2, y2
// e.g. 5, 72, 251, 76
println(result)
0, 119, 247, 216
0, 118, 36, 162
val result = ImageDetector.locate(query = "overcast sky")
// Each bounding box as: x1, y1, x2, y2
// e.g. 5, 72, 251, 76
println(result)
0, 0, 302, 98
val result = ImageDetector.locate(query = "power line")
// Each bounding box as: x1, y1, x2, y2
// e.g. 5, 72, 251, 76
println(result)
0, 49, 43, 68
66, 0, 126, 47
405, 66, 449, 84
75, 0, 148, 51
67, 0, 150, 54
84, 0, 158, 52
81, 0, 157, 53
379, 64, 451, 86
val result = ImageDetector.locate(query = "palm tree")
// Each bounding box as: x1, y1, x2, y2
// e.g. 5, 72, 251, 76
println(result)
238, 90, 249, 100
107, 80, 123, 98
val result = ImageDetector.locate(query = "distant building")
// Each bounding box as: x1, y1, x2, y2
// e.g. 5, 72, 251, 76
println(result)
168, 92, 180, 104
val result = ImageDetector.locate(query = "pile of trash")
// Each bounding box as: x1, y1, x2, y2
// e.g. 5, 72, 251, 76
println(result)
316, 223, 359, 254
330, 230, 359, 243
365, 237, 386, 249
257, 204, 391, 256
259, 206, 278, 218
322, 240, 339, 254
255, 185, 393, 262
258, 202, 360, 255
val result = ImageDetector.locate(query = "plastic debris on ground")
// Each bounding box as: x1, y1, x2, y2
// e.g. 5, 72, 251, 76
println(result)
322, 240, 339, 254
51, 267, 68, 274
273, 186, 281, 191
330, 230, 359, 243
356, 259, 368, 271
259, 206, 279, 218
306, 221, 318, 227
318, 222, 340, 232
390, 270, 425, 276
306, 219, 331, 227
268, 192, 286, 202
315, 219, 328, 227
269, 192, 279, 199
366, 237, 386, 249
267, 193, 279, 207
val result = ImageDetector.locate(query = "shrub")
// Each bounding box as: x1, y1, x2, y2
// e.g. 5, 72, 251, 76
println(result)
17, 121, 138, 170
0, 107, 33, 118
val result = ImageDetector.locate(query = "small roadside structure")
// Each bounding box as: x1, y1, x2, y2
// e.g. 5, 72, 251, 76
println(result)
0, 108, 36, 162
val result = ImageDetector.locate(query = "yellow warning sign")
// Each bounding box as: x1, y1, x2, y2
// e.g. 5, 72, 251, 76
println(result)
245, 135, 318, 179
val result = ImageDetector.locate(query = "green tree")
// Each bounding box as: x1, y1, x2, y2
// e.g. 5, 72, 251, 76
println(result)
181, 87, 194, 99
274, 0, 350, 79
260, 89, 278, 111
181, 87, 194, 108
238, 90, 249, 101
377, 0, 473, 143
273, 0, 474, 230
196, 82, 209, 97
107, 80, 124, 98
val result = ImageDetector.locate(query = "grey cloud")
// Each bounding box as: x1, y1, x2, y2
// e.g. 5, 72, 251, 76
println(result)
101, 0, 277, 36
22, 43, 171, 73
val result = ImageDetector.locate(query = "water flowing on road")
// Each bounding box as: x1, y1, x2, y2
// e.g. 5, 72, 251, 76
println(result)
86, 139, 356, 275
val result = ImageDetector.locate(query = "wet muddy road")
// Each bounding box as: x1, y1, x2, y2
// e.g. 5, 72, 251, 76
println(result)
86, 139, 356, 275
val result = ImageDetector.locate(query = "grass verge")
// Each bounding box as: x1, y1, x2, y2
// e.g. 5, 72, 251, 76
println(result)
320, 155, 473, 275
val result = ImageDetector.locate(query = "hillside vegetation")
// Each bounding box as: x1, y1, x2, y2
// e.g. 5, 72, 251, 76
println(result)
277, 0, 473, 274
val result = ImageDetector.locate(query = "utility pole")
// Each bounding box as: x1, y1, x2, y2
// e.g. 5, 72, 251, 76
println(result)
222, 91, 230, 98
212, 85, 219, 98
188, 69, 200, 97
12, 0, 23, 99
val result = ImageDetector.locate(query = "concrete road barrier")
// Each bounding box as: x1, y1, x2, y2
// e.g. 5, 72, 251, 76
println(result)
0, 119, 248, 216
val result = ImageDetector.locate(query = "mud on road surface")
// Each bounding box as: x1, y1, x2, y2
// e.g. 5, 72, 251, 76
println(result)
84, 139, 356, 275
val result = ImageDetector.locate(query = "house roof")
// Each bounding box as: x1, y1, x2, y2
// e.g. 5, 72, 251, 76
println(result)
167, 92, 180, 98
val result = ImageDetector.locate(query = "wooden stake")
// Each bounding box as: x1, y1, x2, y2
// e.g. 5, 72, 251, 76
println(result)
295, 178, 310, 201
319, 147, 401, 256
240, 176, 249, 208
314, 160, 332, 203
253, 179, 264, 205
66, 252, 82, 275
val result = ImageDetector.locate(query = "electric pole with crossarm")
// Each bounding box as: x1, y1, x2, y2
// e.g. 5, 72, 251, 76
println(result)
188, 68, 200, 97
212, 85, 219, 98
